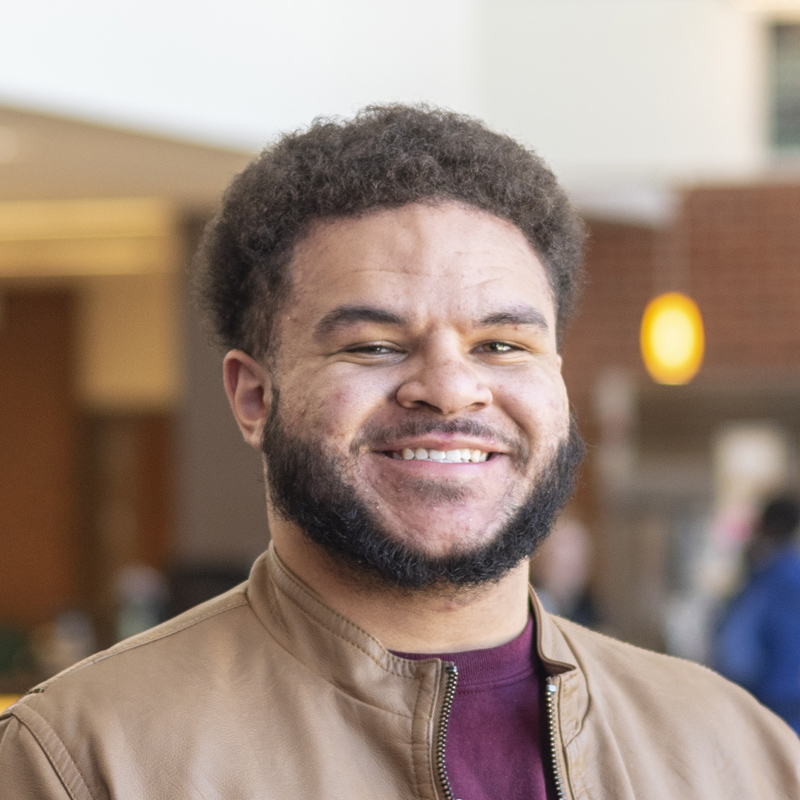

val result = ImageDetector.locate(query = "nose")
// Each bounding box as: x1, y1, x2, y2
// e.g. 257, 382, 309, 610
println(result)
395, 341, 492, 415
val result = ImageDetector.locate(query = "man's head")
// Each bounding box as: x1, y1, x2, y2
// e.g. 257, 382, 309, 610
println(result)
757, 496, 800, 545
200, 106, 586, 593
196, 104, 585, 361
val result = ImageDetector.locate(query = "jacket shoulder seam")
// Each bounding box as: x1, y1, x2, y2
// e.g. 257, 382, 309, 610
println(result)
8, 704, 93, 800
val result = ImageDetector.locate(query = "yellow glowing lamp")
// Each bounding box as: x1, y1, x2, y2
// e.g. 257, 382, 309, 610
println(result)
640, 292, 704, 385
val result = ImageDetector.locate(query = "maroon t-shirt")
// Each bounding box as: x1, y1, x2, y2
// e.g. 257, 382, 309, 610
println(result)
395, 618, 556, 800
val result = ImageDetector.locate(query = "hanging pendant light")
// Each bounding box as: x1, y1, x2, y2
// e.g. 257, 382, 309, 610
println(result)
640, 291, 704, 385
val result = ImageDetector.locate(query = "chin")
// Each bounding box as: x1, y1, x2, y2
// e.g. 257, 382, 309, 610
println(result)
375, 506, 501, 553
262, 401, 585, 590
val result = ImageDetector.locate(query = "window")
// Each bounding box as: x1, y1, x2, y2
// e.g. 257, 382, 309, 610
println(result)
771, 23, 800, 148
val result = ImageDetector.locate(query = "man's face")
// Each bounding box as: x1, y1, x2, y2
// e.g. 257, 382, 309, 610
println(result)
262, 202, 578, 586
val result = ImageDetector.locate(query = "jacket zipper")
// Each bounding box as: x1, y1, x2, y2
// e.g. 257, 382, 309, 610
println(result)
545, 681, 568, 800
435, 663, 459, 800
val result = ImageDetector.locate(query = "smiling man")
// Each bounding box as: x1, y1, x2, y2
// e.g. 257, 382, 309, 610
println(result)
231, 201, 581, 649
2, 106, 799, 799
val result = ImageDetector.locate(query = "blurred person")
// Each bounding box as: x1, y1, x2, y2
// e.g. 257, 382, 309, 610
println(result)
713, 495, 800, 736
29, 612, 95, 680
2, 105, 799, 798
530, 516, 598, 627
113, 564, 168, 642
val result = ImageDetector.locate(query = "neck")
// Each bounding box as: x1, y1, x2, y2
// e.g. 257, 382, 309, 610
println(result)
270, 522, 531, 653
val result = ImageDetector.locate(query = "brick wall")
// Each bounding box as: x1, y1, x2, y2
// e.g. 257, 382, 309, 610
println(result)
688, 185, 800, 372
559, 183, 800, 642
563, 182, 800, 407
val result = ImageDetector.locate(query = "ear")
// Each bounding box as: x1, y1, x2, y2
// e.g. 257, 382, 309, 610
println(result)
223, 350, 272, 450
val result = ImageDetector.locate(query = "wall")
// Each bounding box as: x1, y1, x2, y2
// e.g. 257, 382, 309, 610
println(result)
561, 181, 800, 645
564, 182, 800, 395
78, 272, 182, 412
0, 0, 482, 149
478, 0, 767, 188
175, 222, 269, 568
0, 0, 781, 189
0, 292, 82, 627
0, 198, 185, 644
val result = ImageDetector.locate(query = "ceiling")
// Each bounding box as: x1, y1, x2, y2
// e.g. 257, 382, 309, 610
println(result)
0, 104, 253, 211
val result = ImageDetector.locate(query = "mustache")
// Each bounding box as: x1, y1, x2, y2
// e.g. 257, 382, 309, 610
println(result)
354, 417, 530, 460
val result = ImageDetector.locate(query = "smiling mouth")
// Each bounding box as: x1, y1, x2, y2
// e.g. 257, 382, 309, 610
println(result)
385, 447, 491, 463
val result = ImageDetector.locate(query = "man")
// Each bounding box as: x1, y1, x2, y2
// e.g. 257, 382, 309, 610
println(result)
714, 495, 800, 736
1, 105, 798, 799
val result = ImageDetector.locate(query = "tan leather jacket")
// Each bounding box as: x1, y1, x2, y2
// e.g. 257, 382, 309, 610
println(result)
2, 545, 799, 799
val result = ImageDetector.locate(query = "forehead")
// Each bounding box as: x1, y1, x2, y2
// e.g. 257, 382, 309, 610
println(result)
286, 202, 556, 326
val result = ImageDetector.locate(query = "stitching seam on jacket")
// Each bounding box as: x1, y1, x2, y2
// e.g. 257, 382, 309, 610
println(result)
241, 594, 418, 718
11, 704, 93, 800
268, 558, 420, 679
409, 665, 436, 800
268, 558, 416, 681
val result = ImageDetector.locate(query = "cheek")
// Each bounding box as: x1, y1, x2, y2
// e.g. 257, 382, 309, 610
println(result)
502, 372, 570, 436
279, 371, 384, 441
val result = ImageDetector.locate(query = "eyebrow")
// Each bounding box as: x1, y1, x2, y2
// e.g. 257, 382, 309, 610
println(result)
314, 305, 409, 340
313, 302, 550, 340
478, 305, 550, 332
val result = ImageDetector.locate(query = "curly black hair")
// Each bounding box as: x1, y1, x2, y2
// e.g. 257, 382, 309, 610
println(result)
195, 104, 585, 358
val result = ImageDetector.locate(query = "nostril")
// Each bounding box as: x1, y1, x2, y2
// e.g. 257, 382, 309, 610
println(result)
395, 379, 492, 415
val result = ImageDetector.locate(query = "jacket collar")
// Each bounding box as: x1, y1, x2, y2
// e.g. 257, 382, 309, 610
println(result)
247, 544, 588, 736
530, 585, 589, 744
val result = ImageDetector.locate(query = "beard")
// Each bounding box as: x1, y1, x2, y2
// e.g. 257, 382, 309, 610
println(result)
261, 397, 585, 592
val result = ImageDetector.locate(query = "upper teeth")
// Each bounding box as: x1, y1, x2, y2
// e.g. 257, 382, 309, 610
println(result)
390, 448, 489, 463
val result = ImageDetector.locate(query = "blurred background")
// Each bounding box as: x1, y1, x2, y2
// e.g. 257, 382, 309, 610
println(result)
1, 0, 800, 695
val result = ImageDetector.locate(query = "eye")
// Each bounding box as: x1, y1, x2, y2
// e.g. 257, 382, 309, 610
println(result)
337, 342, 405, 363
477, 341, 519, 354
473, 340, 536, 364
345, 343, 398, 355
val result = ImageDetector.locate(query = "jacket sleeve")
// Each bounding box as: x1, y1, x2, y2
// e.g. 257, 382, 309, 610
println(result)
0, 712, 74, 799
